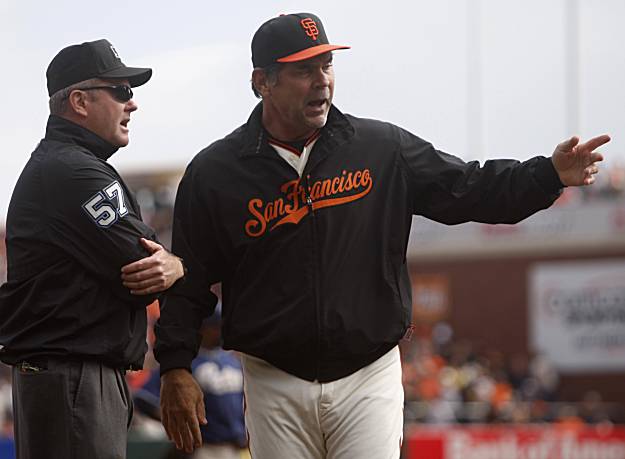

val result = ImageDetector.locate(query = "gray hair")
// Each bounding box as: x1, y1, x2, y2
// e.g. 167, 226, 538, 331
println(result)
251, 63, 283, 98
48, 78, 101, 115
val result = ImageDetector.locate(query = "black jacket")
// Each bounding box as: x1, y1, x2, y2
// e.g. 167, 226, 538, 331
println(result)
0, 115, 159, 369
155, 104, 562, 382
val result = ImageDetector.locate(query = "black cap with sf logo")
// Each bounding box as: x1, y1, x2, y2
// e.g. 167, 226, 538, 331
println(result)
251, 13, 350, 68
46, 39, 152, 96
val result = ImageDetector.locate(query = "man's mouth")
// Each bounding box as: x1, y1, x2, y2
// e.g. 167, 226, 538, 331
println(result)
307, 99, 327, 109
120, 119, 130, 128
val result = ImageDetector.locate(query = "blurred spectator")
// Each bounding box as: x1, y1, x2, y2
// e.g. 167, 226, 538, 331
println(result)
133, 308, 247, 459
529, 353, 559, 401
0, 364, 12, 437
554, 403, 585, 432
579, 390, 612, 425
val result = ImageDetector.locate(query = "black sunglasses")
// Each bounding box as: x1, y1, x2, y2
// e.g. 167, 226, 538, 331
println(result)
77, 85, 134, 103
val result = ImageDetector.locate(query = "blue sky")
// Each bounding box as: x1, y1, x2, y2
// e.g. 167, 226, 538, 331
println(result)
1, 0, 623, 220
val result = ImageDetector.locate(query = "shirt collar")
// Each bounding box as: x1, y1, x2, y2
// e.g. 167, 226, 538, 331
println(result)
44, 115, 119, 161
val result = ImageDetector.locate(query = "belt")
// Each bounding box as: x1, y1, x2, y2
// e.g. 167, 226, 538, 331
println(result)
17, 356, 134, 374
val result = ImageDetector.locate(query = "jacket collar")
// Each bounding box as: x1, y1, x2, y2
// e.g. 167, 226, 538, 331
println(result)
44, 115, 119, 161
240, 102, 355, 159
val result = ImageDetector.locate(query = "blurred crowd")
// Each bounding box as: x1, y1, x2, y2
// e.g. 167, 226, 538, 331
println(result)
400, 322, 622, 426
1, 322, 622, 446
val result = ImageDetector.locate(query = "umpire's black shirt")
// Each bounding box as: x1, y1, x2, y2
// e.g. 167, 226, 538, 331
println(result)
0, 115, 159, 370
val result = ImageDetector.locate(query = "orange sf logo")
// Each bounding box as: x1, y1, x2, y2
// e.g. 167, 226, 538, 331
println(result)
245, 169, 374, 238
300, 18, 319, 40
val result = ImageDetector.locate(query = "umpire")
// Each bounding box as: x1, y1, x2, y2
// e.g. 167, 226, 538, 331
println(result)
0, 40, 185, 459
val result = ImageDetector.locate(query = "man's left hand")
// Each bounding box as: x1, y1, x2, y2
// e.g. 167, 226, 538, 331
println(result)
551, 134, 610, 186
121, 238, 184, 295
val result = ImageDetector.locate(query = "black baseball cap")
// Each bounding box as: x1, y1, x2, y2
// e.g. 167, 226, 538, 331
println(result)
46, 39, 152, 96
252, 13, 350, 68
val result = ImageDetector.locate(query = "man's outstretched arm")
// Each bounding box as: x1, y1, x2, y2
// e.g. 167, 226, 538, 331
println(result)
551, 134, 610, 186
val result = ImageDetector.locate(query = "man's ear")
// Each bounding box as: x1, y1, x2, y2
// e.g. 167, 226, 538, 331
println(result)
252, 69, 271, 98
67, 89, 89, 117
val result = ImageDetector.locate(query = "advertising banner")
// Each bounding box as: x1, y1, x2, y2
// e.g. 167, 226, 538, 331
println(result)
411, 274, 450, 323
408, 199, 625, 259
528, 260, 625, 372
405, 426, 625, 459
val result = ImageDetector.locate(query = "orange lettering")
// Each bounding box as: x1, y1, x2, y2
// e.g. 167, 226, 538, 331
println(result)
310, 181, 322, 200
245, 199, 266, 237
362, 169, 371, 186
246, 168, 374, 237
320, 179, 332, 198
344, 171, 354, 191
274, 198, 285, 217
282, 179, 303, 213
264, 202, 275, 222
338, 171, 347, 193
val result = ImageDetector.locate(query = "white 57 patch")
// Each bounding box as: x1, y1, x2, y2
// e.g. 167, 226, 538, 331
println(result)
82, 181, 129, 228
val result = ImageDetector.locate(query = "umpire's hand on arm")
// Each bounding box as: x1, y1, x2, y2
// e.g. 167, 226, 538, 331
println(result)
551, 134, 610, 186
160, 369, 207, 453
121, 238, 185, 295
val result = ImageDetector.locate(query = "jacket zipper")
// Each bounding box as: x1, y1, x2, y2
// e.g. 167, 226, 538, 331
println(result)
257, 127, 326, 380
304, 174, 322, 380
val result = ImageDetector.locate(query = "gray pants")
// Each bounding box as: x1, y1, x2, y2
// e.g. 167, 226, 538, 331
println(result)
11, 358, 133, 459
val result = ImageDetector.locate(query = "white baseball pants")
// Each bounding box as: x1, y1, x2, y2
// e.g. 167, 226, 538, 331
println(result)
241, 346, 404, 459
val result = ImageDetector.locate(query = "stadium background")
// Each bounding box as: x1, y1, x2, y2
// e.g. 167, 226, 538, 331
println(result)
1, 0, 625, 458
0, 167, 623, 458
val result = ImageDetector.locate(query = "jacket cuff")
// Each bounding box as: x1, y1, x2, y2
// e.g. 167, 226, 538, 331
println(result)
534, 156, 564, 193
157, 348, 195, 376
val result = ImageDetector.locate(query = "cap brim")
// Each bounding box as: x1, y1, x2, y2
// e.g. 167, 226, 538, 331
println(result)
99, 66, 152, 87
277, 44, 350, 63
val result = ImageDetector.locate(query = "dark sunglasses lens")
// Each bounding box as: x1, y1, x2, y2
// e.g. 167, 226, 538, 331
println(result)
111, 86, 133, 102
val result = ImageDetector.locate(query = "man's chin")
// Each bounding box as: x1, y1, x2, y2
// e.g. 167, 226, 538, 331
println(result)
307, 114, 329, 130
114, 135, 130, 147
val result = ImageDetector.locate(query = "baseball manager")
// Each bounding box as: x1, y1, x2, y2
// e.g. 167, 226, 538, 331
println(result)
155, 12, 610, 459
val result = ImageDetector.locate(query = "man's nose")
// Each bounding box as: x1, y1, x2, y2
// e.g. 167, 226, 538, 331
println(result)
125, 98, 138, 112
313, 68, 330, 87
